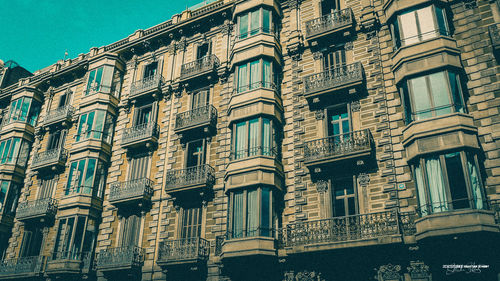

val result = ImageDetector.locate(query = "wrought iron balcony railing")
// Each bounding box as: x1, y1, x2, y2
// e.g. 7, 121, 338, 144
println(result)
165, 164, 215, 192
47, 251, 93, 274
0, 256, 46, 277
180, 54, 220, 81
43, 105, 74, 126
174, 104, 217, 132
122, 122, 159, 147
157, 238, 209, 264
16, 198, 58, 221
109, 178, 154, 204
489, 23, 500, 51
305, 8, 353, 39
230, 146, 281, 161
31, 147, 67, 170
303, 62, 363, 97
96, 246, 144, 270
304, 129, 372, 164
129, 74, 163, 99
282, 210, 399, 247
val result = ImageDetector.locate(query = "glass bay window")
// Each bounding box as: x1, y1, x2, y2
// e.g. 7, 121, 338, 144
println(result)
237, 7, 276, 39
4, 96, 40, 126
66, 158, 106, 197
400, 70, 466, 123
232, 117, 280, 160
52, 216, 97, 260
0, 181, 19, 217
76, 110, 114, 143
390, 5, 449, 49
0, 137, 30, 166
235, 58, 279, 93
85, 65, 117, 96
414, 151, 485, 216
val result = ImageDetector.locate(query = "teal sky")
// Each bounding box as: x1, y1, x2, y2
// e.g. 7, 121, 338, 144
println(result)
0, 0, 206, 73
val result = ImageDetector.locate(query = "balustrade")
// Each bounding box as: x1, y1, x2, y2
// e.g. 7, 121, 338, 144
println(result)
157, 238, 209, 264
303, 62, 363, 97
305, 8, 353, 39
165, 164, 215, 191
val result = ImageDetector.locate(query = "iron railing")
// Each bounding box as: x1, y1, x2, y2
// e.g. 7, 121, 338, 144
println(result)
95, 246, 144, 269
180, 54, 220, 80
395, 28, 450, 49
165, 164, 215, 191
490, 199, 500, 224
16, 198, 58, 221
109, 178, 154, 203
129, 74, 163, 98
234, 81, 280, 94
0, 256, 46, 276
489, 23, 500, 50
230, 146, 281, 161
304, 129, 372, 163
175, 104, 217, 131
303, 62, 363, 96
305, 8, 353, 39
416, 198, 490, 217
214, 235, 224, 256
282, 210, 399, 247
399, 212, 418, 236
43, 105, 74, 126
157, 238, 210, 263
122, 122, 159, 146
226, 228, 276, 240
31, 147, 67, 169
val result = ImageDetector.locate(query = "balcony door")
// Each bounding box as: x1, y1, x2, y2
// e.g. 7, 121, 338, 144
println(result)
191, 89, 209, 110
321, 0, 340, 16
57, 90, 72, 108
323, 49, 346, 71
180, 207, 202, 239
19, 228, 44, 258
128, 154, 151, 181
120, 215, 141, 248
186, 140, 206, 168
196, 43, 211, 60
47, 130, 66, 150
331, 177, 357, 217
134, 104, 153, 126
39, 177, 57, 199
143, 62, 158, 80
53, 216, 96, 260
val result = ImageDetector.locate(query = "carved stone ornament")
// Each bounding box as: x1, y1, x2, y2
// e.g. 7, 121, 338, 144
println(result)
176, 38, 187, 52
464, 0, 477, 9
315, 180, 328, 193
351, 100, 361, 112
407, 261, 431, 279
166, 42, 177, 55
344, 41, 353, 51
295, 270, 323, 281
315, 110, 324, 120
312, 51, 323, 60
218, 20, 233, 35
358, 173, 370, 186
376, 264, 402, 281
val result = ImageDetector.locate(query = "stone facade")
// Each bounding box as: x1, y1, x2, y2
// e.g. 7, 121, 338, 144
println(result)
0, 0, 499, 280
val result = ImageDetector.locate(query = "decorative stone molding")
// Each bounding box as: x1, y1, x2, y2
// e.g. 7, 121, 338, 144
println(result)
344, 41, 353, 51
359, 3, 379, 33
376, 264, 402, 281
463, 0, 477, 9
283, 270, 324, 281
358, 173, 370, 186
407, 261, 431, 280
315, 180, 328, 193
314, 110, 324, 120
218, 20, 233, 35
351, 100, 360, 112
312, 51, 323, 60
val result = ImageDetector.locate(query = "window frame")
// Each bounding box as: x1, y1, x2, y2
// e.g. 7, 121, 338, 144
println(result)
76, 110, 112, 143
237, 7, 274, 40
52, 216, 96, 260
330, 175, 358, 218
66, 158, 105, 197
5, 96, 40, 126
231, 117, 279, 160
235, 58, 278, 93
185, 139, 207, 168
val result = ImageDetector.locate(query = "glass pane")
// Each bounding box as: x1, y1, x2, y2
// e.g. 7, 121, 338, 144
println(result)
248, 119, 259, 156
425, 156, 448, 213
246, 189, 259, 237
63, 218, 75, 255
67, 162, 78, 195
94, 67, 103, 92
415, 165, 428, 215
85, 111, 95, 140
448, 72, 464, 113
409, 76, 432, 120
347, 197, 356, 216
263, 59, 271, 87
237, 64, 248, 92
93, 111, 105, 139
84, 159, 96, 194
76, 114, 87, 142
232, 191, 244, 238
101, 66, 114, 94
0, 182, 8, 212
400, 11, 419, 46
20, 97, 31, 121
239, 14, 248, 39
86, 69, 96, 94
72, 217, 86, 256
335, 199, 345, 217
417, 6, 437, 41
262, 119, 271, 156
435, 7, 448, 35
261, 188, 270, 237
263, 9, 270, 33
1, 139, 11, 163
250, 60, 260, 89
428, 72, 452, 116
250, 10, 260, 36
76, 159, 86, 193
466, 152, 484, 209
445, 152, 469, 209
235, 122, 247, 159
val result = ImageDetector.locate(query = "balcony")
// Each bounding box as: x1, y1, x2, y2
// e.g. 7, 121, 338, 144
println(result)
43, 105, 74, 128
129, 74, 163, 100
303, 62, 364, 102
16, 198, 58, 224
0, 256, 46, 279
108, 178, 153, 207
96, 246, 144, 273
174, 105, 217, 137
305, 8, 354, 43
281, 210, 401, 254
179, 55, 220, 84
157, 238, 209, 267
45, 251, 93, 276
31, 147, 67, 172
121, 122, 159, 150
164, 164, 215, 195
222, 233, 277, 259
304, 129, 373, 170
489, 23, 500, 54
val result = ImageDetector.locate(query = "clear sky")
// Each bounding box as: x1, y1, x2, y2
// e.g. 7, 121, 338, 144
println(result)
0, 0, 207, 73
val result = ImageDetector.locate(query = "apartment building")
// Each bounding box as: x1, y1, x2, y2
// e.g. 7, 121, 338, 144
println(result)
0, 0, 499, 280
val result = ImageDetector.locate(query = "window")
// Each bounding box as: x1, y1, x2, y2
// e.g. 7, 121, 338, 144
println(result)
237, 8, 274, 39
0, 181, 19, 215
66, 158, 106, 197
390, 5, 449, 49
414, 151, 485, 216
120, 215, 141, 247
232, 117, 279, 160
39, 177, 57, 199
323, 49, 346, 71
52, 216, 97, 260
186, 140, 206, 168
0, 137, 30, 166
229, 186, 274, 239
76, 110, 113, 143
5, 96, 40, 126
191, 89, 209, 110
85, 65, 115, 96
128, 154, 151, 180
326, 105, 350, 137
180, 207, 202, 239
400, 70, 465, 123
196, 43, 211, 60
134, 104, 153, 126
57, 90, 71, 108
47, 130, 66, 150
143, 62, 158, 79
321, 0, 340, 16
236, 58, 278, 93
19, 228, 43, 258
331, 177, 357, 217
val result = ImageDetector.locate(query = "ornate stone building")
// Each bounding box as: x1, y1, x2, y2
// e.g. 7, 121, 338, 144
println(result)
0, 0, 499, 280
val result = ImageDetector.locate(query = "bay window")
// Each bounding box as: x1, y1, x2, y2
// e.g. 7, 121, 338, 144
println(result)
4, 96, 40, 126
414, 151, 485, 216
390, 5, 449, 49
237, 7, 275, 39
229, 186, 275, 239
76, 110, 114, 143
235, 58, 278, 93
85, 65, 116, 96
0, 137, 30, 167
52, 216, 97, 260
232, 117, 280, 160
0, 181, 19, 216
66, 158, 106, 197
400, 70, 465, 123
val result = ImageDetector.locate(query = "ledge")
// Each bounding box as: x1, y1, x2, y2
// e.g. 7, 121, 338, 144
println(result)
383, 0, 448, 22
225, 156, 283, 192
79, 93, 119, 110
230, 32, 282, 68
222, 236, 276, 259
228, 87, 283, 125
402, 113, 479, 161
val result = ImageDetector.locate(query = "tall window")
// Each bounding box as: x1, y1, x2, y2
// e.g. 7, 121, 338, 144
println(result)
390, 5, 449, 49
134, 104, 153, 126
237, 7, 274, 39
39, 177, 57, 199
47, 130, 66, 150
180, 207, 202, 239
236, 58, 278, 93
128, 154, 150, 180
331, 177, 357, 217
323, 49, 346, 71
19, 228, 43, 258
52, 216, 97, 260
414, 151, 485, 216
4, 96, 40, 126
143, 62, 158, 79
400, 70, 465, 123
230, 186, 274, 239
120, 215, 141, 247
196, 43, 211, 60
0, 137, 30, 166
66, 158, 105, 197
321, 0, 340, 16
232, 117, 279, 160
85, 65, 115, 96
0, 181, 19, 216
191, 89, 209, 109
186, 140, 206, 168
76, 110, 113, 143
